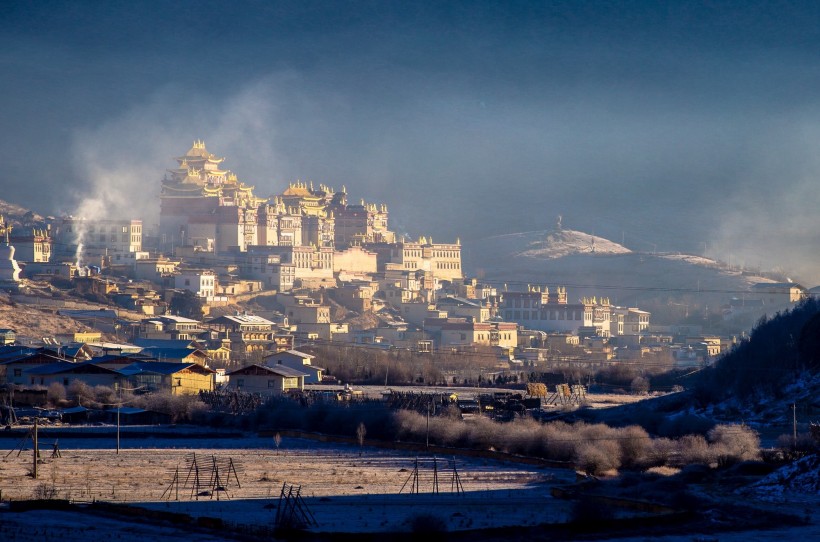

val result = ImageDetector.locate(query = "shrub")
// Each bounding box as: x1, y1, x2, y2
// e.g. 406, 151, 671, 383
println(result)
575, 439, 622, 475
47, 382, 66, 405
133, 392, 209, 423
708, 424, 760, 464
646, 437, 676, 466
93, 385, 117, 406
616, 425, 652, 468
32, 483, 58, 500
630, 376, 649, 395
676, 434, 713, 465
67, 380, 95, 407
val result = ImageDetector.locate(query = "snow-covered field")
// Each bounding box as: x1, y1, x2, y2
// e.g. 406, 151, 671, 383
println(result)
1, 435, 818, 539
0, 436, 577, 534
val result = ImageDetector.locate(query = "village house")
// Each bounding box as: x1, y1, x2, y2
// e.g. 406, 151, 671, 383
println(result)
138, 315, 203, 341
0, 329, 16, 345
332, 280, 378, 313
20, 261, 79, 281
204, 313, 279, 356
396, 303, 444, 327
263, 349, 324, 383
436, 296, 491, 323
133, 257, 180, 284
174, 269, 217, 299
610, 307, 651, 337
138, 347, 209, 365
113, 284, 166, 315
225, 364, 307, 395
0, 348, 65, 385
277, 293, 331, 324
119, 361, 215, 395
24, 361, 125, 389
438, 320, 518, 351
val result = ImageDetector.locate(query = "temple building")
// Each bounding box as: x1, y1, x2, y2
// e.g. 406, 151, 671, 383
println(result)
9, 224, 52, 263
159, 141, 395, 254
158, 141, 461, 286
159, 140, 265, 252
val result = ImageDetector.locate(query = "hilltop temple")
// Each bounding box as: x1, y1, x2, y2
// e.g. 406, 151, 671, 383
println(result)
159, 141, 462, 281
160, 141, 396, 253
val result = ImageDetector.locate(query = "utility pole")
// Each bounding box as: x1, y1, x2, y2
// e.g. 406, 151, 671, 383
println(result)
32, 418, 38, 479
426, 399, 430, 451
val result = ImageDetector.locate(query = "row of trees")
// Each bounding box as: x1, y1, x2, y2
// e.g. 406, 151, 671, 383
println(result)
695, 297, 820, 403
46, 381, 207, 423
311, 343, 674, 393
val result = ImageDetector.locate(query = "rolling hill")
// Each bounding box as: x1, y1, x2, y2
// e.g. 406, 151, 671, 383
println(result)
464, 229, 785, 327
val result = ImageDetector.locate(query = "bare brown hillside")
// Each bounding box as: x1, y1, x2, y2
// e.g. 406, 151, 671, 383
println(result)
0, 296, 95, 339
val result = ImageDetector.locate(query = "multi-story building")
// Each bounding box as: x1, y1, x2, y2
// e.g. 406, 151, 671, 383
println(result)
277, 293, 331, 324
610, 307, 651, 337
438, 320, 518, 350
436, 296, 490, 323
500, 286, 595, 335
53, 217, 144, 267
367, 238, 463, 281
204, 314, 279, 356
332, 195, 394, 248
9, 225, 52, 263
160, 143, 396, 258
247, 245, 333, 286
241, 251, 296, 292
138, 315, 203, 341
159, 140, 265, 252
174, 269, 216, 298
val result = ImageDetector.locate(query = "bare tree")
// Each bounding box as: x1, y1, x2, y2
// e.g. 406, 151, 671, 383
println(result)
273, 432, 282, 455
356, 422, 367, 454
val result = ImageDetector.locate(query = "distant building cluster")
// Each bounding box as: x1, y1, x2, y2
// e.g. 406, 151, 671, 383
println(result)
0, 139, 811, 395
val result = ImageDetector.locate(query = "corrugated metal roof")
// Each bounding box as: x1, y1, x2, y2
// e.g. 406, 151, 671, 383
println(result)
227, 364, 308, 378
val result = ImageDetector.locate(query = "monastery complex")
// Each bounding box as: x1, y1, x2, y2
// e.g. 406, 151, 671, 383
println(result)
157, 141, 463, 284
3, 139, 759, 375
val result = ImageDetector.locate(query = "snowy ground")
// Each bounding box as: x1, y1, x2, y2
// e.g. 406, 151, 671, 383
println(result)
0, 436, 577, 534
1, 434, 817, 539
